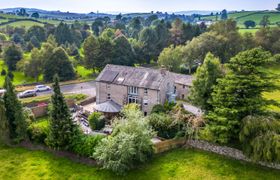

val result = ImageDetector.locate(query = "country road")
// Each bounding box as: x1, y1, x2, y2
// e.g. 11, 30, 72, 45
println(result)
37, 81, 96, 97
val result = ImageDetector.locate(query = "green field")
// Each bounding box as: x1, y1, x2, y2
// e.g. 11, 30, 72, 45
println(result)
0, 143, 279, 180
263, 63, 280, 112
5, 20, 45, 28
0, 60, 37, 87
201, 11, 280, 33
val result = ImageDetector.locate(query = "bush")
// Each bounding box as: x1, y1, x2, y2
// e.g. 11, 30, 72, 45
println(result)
240, 115, 280, 163
148, 113, 178, 139
88, 112, 105, 131
27, 120, 49, 144
151, 104, 165, 114
151, 101, 176, 114
23, 107, 35, 125
93, 105, 154, 174
71, 134, 105, 157
1, 69, 6, 76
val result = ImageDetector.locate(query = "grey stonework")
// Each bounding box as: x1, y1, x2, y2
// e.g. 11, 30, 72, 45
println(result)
186, 139, 280, 170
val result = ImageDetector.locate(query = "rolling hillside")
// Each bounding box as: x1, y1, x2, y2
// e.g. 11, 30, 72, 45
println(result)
201, 11, 280, 30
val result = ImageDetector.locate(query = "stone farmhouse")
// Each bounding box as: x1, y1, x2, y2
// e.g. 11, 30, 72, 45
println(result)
94, 64, 193, 115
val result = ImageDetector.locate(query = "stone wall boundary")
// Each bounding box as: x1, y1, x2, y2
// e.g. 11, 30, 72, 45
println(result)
186, 139, 280, 170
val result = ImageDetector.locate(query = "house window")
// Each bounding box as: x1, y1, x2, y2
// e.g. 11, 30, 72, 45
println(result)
128, 95, 138, 104
107, 94, 111, 100
143, 99, 148, 106
144, 88, 148, 95
144, 112, 147, 116
183, 85, 186, 89
182, 94, 185, 99
128, 86, 138, 95
107, 84, 111, 90
174, 86, 177, 94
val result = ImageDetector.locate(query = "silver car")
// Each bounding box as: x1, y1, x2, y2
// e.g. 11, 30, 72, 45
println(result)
18, 90, 37, 98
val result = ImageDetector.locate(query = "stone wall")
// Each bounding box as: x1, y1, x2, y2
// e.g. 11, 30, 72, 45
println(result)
154, 138, 186, 154
187, 139, 280, 170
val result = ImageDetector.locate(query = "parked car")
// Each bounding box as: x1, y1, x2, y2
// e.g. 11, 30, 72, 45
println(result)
0, 89, 6, 97
18, 90, 37, 98
34, 85, 51, 92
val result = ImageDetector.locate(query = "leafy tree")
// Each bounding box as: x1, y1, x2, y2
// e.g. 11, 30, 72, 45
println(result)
3, 45, 23, 71
158, 45, 182, 72
139, 27, 158, 63
3, 76, 27, 143
145, 14, 158, 26
189, 53, 223, 111
93, 104, 154, 174
11, 33, 24, 44
169, 18, 184, 45
241, 32, 256, 51
43, 47, 76, 82
112, 36, 135, 66
128, 17, 143, 39
83, 35, 100, 70
260, 15, 270, 28
277, 3, 280, 11
31, 12, 39, 18
88, 112, 105, 130
154, 20, 170, 53
54, 22, 73, 45
46, 75, 79, 149
92, 18, 104, 36
180, 31, 226, 72
24, 48, 43, 81
148, 113, 178, 139
204, 48, 276, 143
255, 27, 280, 54
244, 20, 256, 29
0, 97, 9, 143
221, 9, 228, 20
240, 115, 280, 163
17, 8, 28, 16
24, 25, 46, 42
209, 19, 243, 63
30, 36, 41, 48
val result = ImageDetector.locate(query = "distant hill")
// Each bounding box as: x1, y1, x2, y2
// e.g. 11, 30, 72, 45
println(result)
174, 10, 219, 15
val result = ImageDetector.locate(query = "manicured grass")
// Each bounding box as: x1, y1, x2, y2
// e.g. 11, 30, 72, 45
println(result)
263, 63, 280, 112
239, 28, 259, 35
0, 144, 279, 179
75, 65, 94, 80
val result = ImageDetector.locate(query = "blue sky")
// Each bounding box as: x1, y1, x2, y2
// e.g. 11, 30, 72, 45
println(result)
0, 0, 278, 13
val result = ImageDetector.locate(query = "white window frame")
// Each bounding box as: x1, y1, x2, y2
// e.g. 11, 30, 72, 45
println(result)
128, 86, 138, 95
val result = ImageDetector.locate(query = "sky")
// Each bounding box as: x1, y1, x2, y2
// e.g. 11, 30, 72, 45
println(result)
0, 0, 278, 13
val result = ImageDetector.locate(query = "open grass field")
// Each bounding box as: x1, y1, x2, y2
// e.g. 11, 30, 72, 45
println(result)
0, 144, 279, 180
201, 11, 280, 34
2, 20, 45, 29
0, 60, 37, 87
263, 63, 280, 112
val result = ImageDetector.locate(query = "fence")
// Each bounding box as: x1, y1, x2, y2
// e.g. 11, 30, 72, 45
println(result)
31, 99, 76, 118
154, 138, 186, 154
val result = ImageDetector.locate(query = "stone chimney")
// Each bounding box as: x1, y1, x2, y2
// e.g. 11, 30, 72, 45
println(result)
160, 66, 167, 76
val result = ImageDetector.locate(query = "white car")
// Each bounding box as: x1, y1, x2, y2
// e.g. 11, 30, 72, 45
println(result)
34, 85, 51, 92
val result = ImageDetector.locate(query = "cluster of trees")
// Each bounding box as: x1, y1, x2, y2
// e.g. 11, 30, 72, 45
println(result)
189, 47, 280, 163
1, 14, 206, 83
159, 19, 280, 74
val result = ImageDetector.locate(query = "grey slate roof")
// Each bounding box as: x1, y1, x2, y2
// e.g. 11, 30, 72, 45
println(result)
171, 73, 194, 86
93, 100, 122, 113
96, 64, 168, 90
96, 64, 194, 89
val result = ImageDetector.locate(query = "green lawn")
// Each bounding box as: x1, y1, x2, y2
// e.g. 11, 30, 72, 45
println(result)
0, 144, 279, 180
75, 65, 94, 80
263, 63, 280, 112
0, 60, 37, 87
